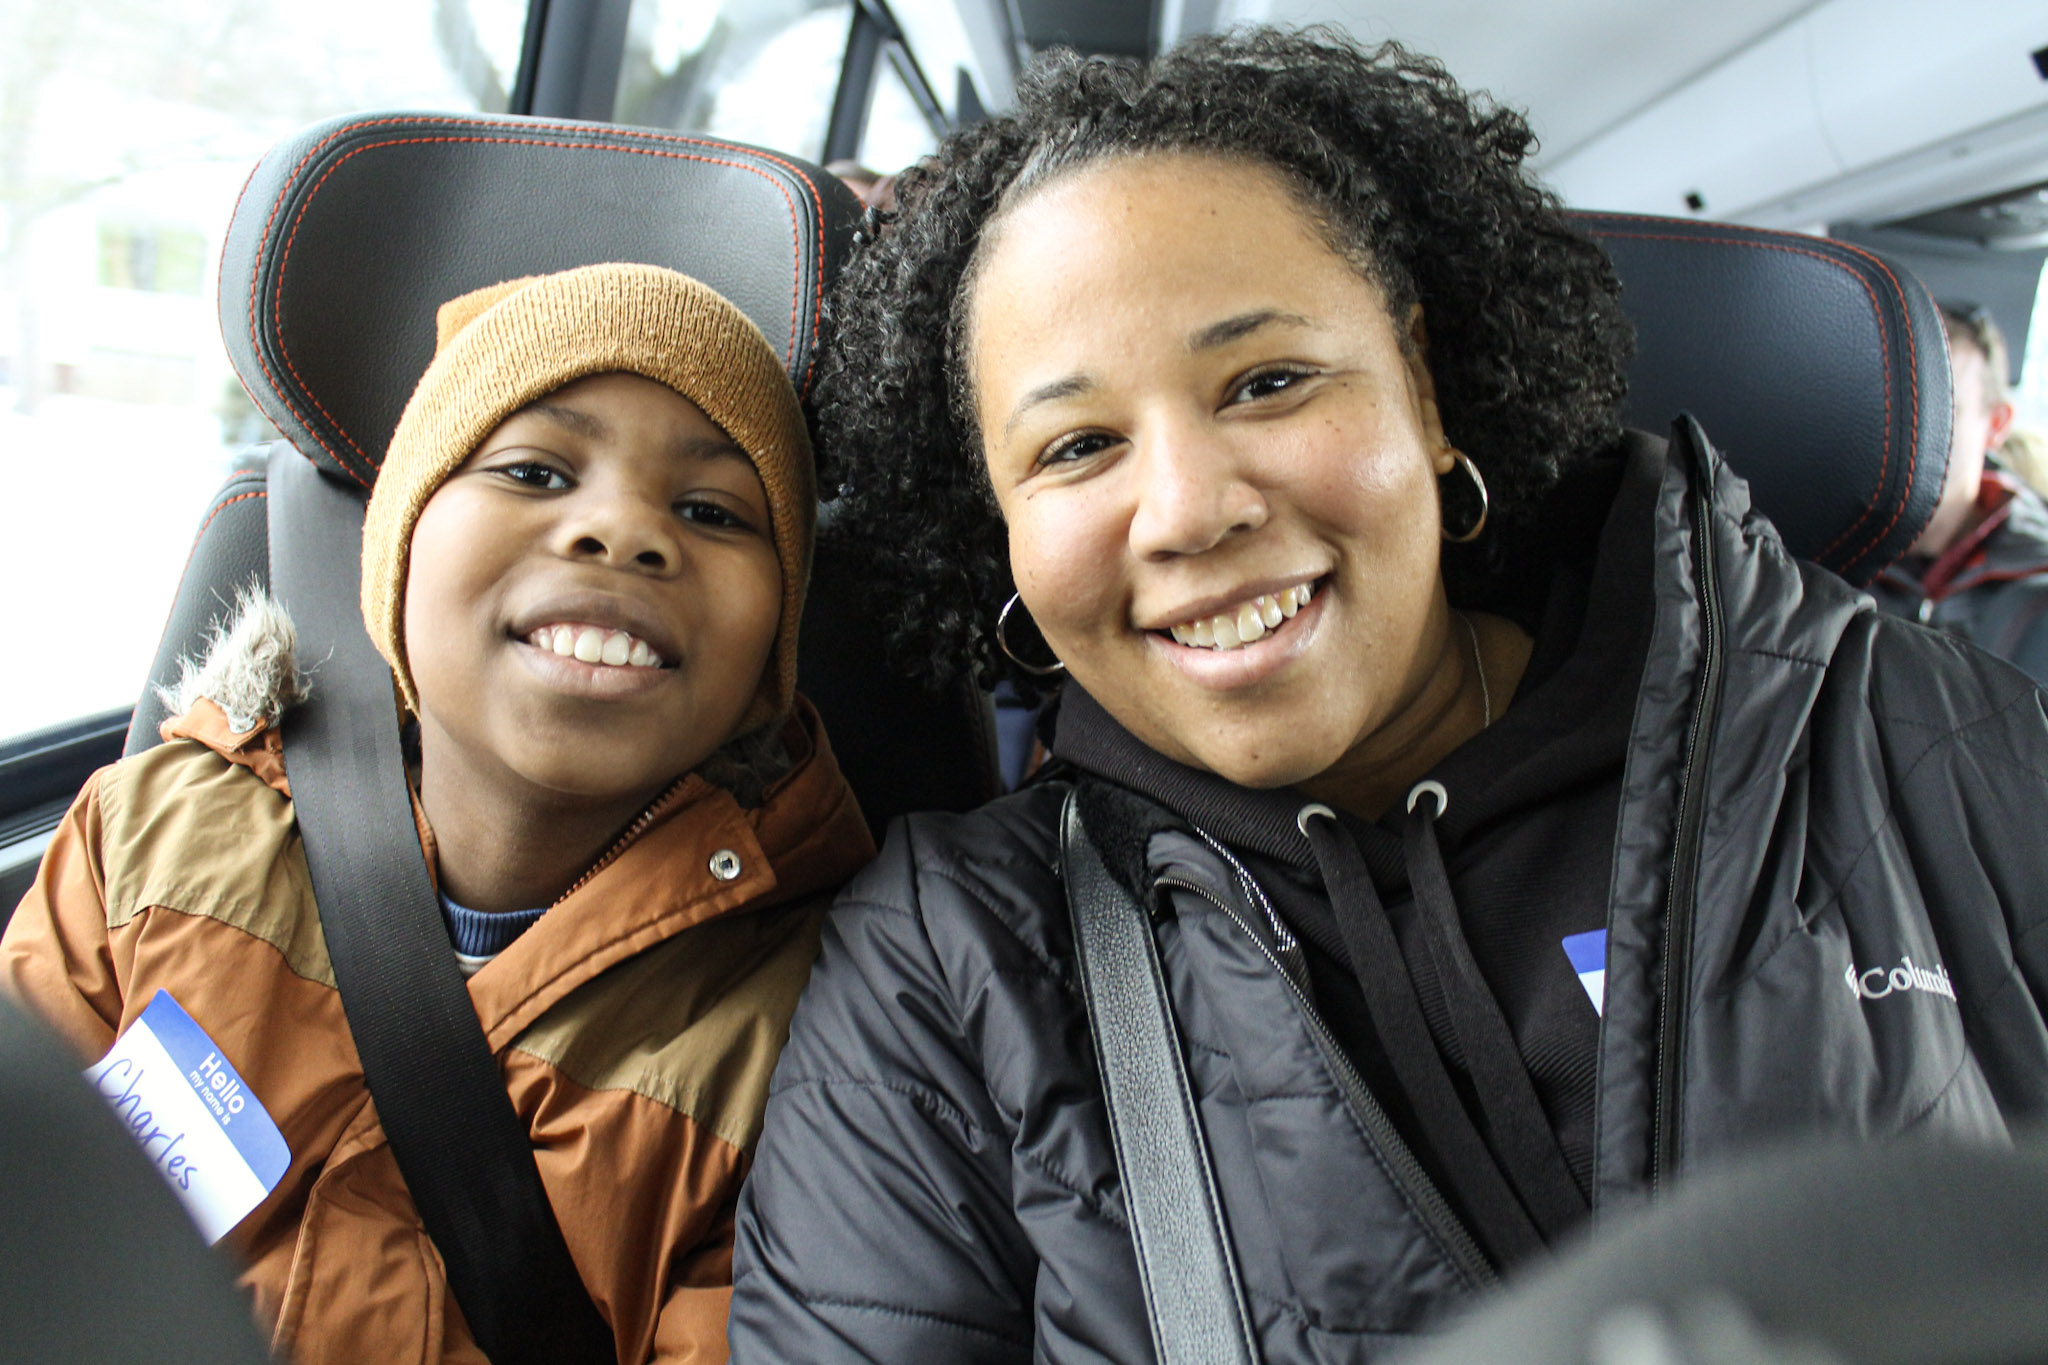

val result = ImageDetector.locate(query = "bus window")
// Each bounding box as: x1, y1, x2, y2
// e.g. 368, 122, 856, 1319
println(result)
861, 53, 941, 171
0, 0, 524, 749
614, 0, 854, 162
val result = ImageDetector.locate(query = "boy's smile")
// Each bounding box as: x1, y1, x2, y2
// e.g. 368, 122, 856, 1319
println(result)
403, 371, 782, 825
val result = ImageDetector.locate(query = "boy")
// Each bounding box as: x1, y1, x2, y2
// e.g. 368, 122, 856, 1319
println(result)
0, 263, 874, 1363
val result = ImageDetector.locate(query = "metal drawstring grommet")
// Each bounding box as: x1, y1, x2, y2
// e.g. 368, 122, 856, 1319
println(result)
1405, 781, 1449, 817
1296, 802, 1337, 836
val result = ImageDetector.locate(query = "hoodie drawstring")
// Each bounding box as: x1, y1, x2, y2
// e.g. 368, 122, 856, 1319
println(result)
1399, 786, 1590, 1233
1297, 801, 1544, 1263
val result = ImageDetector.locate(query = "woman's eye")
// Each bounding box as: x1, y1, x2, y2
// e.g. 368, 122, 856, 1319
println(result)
1038, 431, 1119, 468
1231, 367, 1312, 403
497, 461, 569, 490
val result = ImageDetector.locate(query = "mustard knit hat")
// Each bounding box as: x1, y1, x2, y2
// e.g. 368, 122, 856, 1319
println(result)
361, 263, 814, 732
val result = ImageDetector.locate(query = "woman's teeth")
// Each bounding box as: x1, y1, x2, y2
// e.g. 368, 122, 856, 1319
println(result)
1166, 583, 1314, 651
526, 624, 665, 668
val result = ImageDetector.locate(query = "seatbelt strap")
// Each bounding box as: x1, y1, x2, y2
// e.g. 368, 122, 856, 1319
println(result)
1061, 781, 1262, 1365
265, 447, 615, 1365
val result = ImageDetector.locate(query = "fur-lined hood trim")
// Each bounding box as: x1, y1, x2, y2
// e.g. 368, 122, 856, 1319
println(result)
155, 585, 311, 734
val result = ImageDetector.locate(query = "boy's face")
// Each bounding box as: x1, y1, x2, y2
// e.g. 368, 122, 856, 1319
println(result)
404, 372, 781, 811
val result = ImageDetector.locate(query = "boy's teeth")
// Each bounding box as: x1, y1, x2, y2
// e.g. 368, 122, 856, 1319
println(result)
526, 624, 665, 668
1166, 583, 1316, 652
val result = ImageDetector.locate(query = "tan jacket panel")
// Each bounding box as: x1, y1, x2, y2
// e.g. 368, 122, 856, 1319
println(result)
0, 697, 874, 1365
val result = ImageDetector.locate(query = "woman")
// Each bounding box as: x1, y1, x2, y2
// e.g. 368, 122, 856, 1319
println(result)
729, 30, 2048, 1363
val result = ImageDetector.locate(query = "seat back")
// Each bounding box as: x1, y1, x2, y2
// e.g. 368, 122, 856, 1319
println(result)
130, 111, 1000, 836
1568, 212, 1952, 587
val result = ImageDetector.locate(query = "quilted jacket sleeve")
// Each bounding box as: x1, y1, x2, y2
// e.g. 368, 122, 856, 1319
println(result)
0, 772, 123, 1061
728, 812, 1040, 1364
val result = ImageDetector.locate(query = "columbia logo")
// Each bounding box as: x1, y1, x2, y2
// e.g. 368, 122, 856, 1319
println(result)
1844, 955, 1956, 1003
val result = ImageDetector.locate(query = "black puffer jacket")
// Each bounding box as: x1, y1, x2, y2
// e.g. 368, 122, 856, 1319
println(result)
730, 424, 2048, 1363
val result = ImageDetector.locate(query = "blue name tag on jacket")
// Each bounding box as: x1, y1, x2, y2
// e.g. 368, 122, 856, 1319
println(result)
1562, 929, 1607, 1017
84, 990, 289, 1243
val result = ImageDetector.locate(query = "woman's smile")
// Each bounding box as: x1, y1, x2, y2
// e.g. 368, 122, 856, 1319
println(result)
1156, 578, 1320, 651
1142, 576, 1329, 692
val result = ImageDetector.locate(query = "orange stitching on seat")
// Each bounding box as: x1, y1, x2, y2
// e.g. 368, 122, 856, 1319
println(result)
248, 115, 819, 480
162, 488, 269, 641
641, 132, 830, 395
1818, 239, 1922, 570
248, 134, 376, 488
275, 137, 802, 460
1579, 212, 1928, 568
273, 116, 829, 388
1587, 226, 1898, 569
189, 489, 268, 553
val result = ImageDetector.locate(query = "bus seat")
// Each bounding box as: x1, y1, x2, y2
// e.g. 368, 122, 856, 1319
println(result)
125, 111, 1001, 839
1569, 212, 1952, 588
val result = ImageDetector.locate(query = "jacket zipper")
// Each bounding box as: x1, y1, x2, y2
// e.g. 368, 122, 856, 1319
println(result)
1652, 450, 1727, 1190
552, 774, 694, 906
1154, 871, 1499, 1292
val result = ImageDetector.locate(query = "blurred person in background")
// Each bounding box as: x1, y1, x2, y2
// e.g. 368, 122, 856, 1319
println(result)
1997, 425, 2048, 500
1871, 302, 2048, 680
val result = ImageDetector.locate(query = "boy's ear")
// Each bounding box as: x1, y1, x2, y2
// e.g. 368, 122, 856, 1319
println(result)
435, 276, 541, 350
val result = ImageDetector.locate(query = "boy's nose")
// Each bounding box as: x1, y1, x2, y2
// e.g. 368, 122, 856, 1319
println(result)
559, 493, 678, 573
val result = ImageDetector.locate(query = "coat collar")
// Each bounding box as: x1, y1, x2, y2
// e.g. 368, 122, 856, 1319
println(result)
460, 696, 873, 1048
163, 694, 873, 1049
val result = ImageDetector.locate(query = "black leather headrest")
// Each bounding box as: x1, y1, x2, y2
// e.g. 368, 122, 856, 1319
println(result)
1568, 213, 1952, 587
218, 112, 858, 489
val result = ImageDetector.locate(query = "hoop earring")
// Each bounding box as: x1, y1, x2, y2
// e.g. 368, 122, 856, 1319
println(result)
997, 593, 1066, 677
1441, 449, 1489, 544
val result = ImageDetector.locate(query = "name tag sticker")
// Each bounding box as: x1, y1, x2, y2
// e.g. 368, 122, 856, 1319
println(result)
1562, 929, 1607, 1017
83, 990, 289, 1243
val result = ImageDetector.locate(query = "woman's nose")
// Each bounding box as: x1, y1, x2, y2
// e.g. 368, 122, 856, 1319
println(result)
556, 487, 678, 573
1126, 422, 1268, 559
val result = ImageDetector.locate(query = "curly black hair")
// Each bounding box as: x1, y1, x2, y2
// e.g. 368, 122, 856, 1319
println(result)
816, 26, 1633, 692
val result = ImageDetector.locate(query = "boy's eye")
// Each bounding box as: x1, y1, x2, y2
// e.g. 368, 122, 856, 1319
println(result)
678, 499, 753, 531
495, 460, 570, 490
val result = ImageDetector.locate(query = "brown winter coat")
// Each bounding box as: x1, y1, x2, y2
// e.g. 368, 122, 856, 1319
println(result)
0, 694, 873, 1364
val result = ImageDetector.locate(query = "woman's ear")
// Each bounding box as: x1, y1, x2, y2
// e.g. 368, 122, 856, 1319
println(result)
1403, 304, 1454, 473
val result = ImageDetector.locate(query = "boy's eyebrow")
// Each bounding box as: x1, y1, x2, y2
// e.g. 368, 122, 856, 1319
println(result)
677, 435, 752, 464
523, 402, 751, 465
526, 401, 609, 438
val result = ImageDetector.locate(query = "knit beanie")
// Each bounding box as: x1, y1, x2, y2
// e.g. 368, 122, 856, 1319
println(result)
361, 263, 814, 733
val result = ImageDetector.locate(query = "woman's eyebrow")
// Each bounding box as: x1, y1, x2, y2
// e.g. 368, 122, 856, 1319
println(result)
1188, 309, 1313, 352
1004, 374, 1095, 437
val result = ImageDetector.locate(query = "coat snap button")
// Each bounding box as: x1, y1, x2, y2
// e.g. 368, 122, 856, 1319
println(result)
708, 849, 743, 881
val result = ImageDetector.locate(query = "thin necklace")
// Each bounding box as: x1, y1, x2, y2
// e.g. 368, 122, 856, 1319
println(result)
1457, 610, 1492, 728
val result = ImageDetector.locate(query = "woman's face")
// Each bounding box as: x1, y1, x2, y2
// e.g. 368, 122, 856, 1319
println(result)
969, 153, 1460, 790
